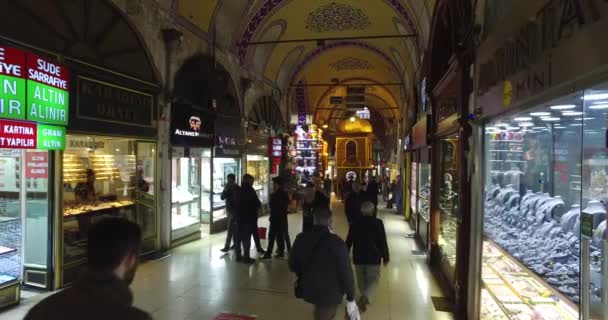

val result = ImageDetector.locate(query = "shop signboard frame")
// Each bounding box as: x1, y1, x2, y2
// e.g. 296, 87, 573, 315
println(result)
75, 76, 154, 128
0, 45, 69, 151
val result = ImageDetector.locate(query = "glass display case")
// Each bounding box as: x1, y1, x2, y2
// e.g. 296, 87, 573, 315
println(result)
437, 134, 459, 280
410, 161, 418, 215
417, 163, 431, 222
63, 135, 156, 272
212, 157, 241, 222
171, 148, 211, 240
247, 155, 269, 204
478, 86, 608, 318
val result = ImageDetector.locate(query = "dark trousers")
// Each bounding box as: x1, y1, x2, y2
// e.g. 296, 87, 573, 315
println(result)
223, 215, 237, 249
253, 220, 263, 251
266, 222, 291, 255
236, 223, 255, 258
284, 224, 292, 250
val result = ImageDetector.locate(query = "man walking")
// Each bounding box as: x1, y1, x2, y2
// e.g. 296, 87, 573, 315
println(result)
323, 175, 333, 200
221, 174, 239, 253
289, 207, 360, 320
346, 202, 390, 312
344, 181, 363, 224
366, 176, 380, 215
25, 218, 151, 320
236, 174, 262, 264
262, 177, 291, 259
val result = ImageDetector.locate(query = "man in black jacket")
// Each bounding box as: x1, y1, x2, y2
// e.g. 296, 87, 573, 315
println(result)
235, 174, 262, 264
289, 207, 359, 320
346, 201, 390, 313
220, 174, 239, 253
344, 181, 363, 224
25, 218, 151, 320
366, 176, 380, 215
262, 177, 291, 259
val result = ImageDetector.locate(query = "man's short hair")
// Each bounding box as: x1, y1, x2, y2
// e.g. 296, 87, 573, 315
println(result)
243, 173, 254, 183
313, 206, 332, 225
227, 173, 235, 181
87, 218, 142, 271
361, 201, 375, 216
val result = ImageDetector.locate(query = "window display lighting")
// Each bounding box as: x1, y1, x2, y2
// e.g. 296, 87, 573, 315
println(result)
514, 117, 532, 121
582, 93, 608, 100
530, 112, 552, 116
541, 117, 561, 121
519, 122, 534, 127
588, 104, 608, 109
550, 104, 577, 110
562, 111, 584, 116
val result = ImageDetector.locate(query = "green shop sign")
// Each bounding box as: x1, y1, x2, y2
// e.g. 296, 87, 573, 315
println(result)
0, 45, 69, 150
37, 124, 65, 150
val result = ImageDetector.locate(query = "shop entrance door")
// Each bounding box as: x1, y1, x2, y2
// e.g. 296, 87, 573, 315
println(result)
0, 149, 52, 292
135, 142, 158, 254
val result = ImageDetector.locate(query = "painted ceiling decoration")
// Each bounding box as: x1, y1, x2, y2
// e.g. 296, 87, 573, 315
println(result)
287, 40, 401, 88
236, 0, 421, 64
329, 57, 373, 71
305, 2, 371, 33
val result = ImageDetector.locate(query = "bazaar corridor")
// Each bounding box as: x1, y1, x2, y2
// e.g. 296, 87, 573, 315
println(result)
2, 203, 453, 320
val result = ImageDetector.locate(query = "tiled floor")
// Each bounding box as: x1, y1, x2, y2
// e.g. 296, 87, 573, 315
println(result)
1, 201, 453, 320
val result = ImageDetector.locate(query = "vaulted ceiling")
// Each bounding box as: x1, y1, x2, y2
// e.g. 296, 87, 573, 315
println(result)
175, 0, 436, 141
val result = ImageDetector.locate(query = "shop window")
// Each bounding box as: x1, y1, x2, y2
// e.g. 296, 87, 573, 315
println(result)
62, 135, 157, 276
171, 148, 211, 239
437, 134, 459, 282
481, 92, 583, 318
247, 155, 269, 204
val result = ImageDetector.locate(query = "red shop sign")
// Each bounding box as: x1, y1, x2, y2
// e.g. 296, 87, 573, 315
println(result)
26, 52, 70, 90
214, 313, 256, 320
0, 46, 26, 78
26, 152, 48, 178
0, 119, 36, 149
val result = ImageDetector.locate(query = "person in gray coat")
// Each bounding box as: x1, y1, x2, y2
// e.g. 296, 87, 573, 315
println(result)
289, 207, 359, 320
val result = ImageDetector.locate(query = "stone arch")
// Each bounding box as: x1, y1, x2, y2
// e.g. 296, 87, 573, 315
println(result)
173, 54, 241, 118
248, 96, 285, 132
276, 45, 306, 94
211, 0, 251, 50
248, 19, 287, 76
394, 19, 420, 71
0, 0, 160, 85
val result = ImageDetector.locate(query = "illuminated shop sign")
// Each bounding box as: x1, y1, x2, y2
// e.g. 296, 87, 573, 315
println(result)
0, 45, 69, 150
170, 103, 215, 147
269, 137, 282, 174
26, 53, 69, 125
0, 119, 65, 150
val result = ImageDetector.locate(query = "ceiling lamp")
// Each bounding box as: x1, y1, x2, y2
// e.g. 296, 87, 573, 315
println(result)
350, 116, 356, 122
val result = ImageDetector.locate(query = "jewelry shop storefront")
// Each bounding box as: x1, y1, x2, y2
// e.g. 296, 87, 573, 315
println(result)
470, 1, 608, 319
0, 45, 69, 307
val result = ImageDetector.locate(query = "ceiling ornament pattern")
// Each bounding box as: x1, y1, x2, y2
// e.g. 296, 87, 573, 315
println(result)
236, 0, 420, 64
288, 41, 400, 87
330, 57, 373, 71
305, 2, 370, 32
